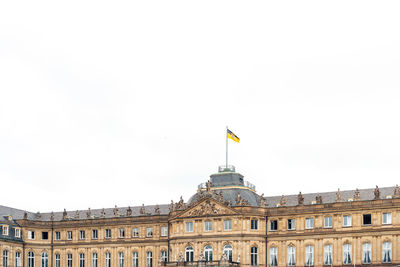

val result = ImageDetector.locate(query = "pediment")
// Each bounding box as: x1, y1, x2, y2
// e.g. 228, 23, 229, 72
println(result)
174, 198, 237, 219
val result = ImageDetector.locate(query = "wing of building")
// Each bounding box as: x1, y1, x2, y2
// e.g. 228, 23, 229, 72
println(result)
1, 165, 400, 267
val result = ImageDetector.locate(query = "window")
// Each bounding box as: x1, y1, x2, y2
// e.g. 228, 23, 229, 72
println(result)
15, 228, 21, 238
223, 245, 233, 262
79, 230, 85, 240
67, 254, 72, 267
185, 222, 193, 232
28, 252, 35, 267
362, 243, 371, 264
42, 232, 48, 240
15, 251, 22, 267
146, 227, 153, 237
224, 220, 232, 231
161, 226, 167, 237
288, 219, 296, 230
132, 228, 139, 238
119, 228, 125, 238
79, 254, 85, 267
67, 231, 72, 240
105, 229, 111, 239
250, 247, 258, 266
324, 216, 332, 228
383, 212, 392, 224
343, 244, 352, 264
28, 231, 35, 240
160, 251, 167, 262
287, 246, 295, 266
204, 246, 213, 262
92, 230, 98, 239
204, 221, 212, 232
42, 252, 48, 267
305, 218, 314, 229
185, 246, 194, 262
2, 225, 9, 235
55, 254, 60, 267
305, 246, 313, 266
324, 245, 332, 265
55, 231, 61, 240
132, 252, 138, 267
343, 216, 352, 227
146, 252, 152, 267
250, 219, 258, 230
269, 247, 277, 267
382, 242, 391, 263
270, 220, 278, 231
105, 252, 111, 267
363, 214, 372, 225
118, 252, 124, 267
92, 253, 97, 267
3, 250, 8, 267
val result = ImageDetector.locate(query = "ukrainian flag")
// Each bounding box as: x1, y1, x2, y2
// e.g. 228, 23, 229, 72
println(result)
227, 129, 240, 143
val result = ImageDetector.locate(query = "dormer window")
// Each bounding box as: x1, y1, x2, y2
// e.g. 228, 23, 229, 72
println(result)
2, 225, 9, 235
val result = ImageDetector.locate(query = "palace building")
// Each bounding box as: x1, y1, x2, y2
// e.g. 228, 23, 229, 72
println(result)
1, 166, 400, 267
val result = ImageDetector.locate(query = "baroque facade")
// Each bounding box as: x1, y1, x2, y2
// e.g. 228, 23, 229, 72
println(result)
1, 166, 400, 267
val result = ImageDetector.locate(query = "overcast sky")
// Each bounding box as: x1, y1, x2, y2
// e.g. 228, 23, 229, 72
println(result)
1, 1, 400, 213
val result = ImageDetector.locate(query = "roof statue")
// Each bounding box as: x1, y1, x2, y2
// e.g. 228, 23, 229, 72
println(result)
280, 195, 286, 206
217, 191, 224, 202
394, 184, 400, 198
35, 211, 41, 219
374, 185, 380, 200
354, 188, 361, 200
74, 210, 79, 219
154, 204, 160, 215
206, 180, 212, 192
50, 212, 54, 221
140, 204, 146, 215
169, 200, 175, 212
62, 209, 67, 220
316, 194, 323, 204
336, 188, 341, 202
23, 212, 28, 220
297, 192, 304, 205
100, 208, 106, 218
259, 193, 265, 206
176, 196, 185, 210
113, 205, 119, 216
86, 208, 92, 218
126, 206, 132, 216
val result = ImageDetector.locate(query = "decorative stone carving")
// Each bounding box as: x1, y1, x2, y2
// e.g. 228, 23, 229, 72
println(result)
126, 206, 132, 216
354, 188, 361, 200
140, 204, 146, 215
186, 199, 234, 217
62, 209, 67, 220
23, 212, 28, 220
297, 192, 304, 205
35, 212, 41, 219
74, 210, 79, 219
50, 212, 54, 221
259, 193, 265, 206
198, 250, 205, 261
316, 194, 322, 204
176, 196, 185, 210
279, 195, 286, 206
336, 188, 341, 202
154, 205, 160, 215
235, 193, 242, 205
87, 208, 92, 218
217, 191, 224, 203
169, 200, 175, 212
221, 251, 229, 262
100, 208, 106, 218
113, 205, 119, 216
374, 185, 380, 200
206, 180, 212, 192
237, 253, 240, 263
178, 252, 184, 262
394, 184, 400, 198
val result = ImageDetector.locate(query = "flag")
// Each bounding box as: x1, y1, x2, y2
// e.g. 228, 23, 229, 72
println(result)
227, 129, 240, 143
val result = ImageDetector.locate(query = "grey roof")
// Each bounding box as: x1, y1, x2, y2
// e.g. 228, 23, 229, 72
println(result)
0, 205, 33, 222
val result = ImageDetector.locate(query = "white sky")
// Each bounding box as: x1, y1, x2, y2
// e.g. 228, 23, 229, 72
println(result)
1, 1, 400, 213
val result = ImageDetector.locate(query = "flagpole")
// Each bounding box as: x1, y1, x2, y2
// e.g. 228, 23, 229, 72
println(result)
226, 126, 228, 168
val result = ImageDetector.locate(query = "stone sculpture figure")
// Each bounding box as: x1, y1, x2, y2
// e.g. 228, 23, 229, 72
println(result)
154, 205, 160, 215
374, 185, 380, 199
74, 210, 79, 219
140, 204, 145, 215
126, 206, 132, 216
101, 208, 106, 218
169, 200, 175, 212
259, 193, 265, 206
113, 205, 119, 216
280, 195, 286, 206
336, 188, 341, 202
87, 208, 92, 218
354, 188, 361, 200
297, 192, 304, 205
394, 184, 400, 198
316, 194, 322, 204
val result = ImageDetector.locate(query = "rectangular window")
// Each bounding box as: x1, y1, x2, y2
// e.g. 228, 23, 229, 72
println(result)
362, 243, 371, 264
2, 226, 9, 235
269, 247, 277, 267
92, 253, 97, 267
185, 222, 193, 232
305, 245, 314, 266
132, 252, 138, 267
250, 247, 258, 266
92, 230, 98, 239
118, 252, 124, 267
28, 231, 35, 240
204, 221, 212, 232
119, 228, 125, 238
343, 215, 352, 227
15, 251, 22, 267
55, 232, 60, 240
288, 219, 296, 230
270, 220, 278, 231
324, 244, 332, 265
305, 218, 314, 229
42, 231, 49, 240
251, 219, 258, 230
105, 229, 111, 239
67, 231, 72, 240
67, 254, 73, 267
224, 219, 232, 231
132, 228, 139, 238
15, 228, 21, 238
383, 212, 392, 224
161, 226, 168, 237
3, 250, 8, 267
324, 216, 332, 228
79, 230, 85, 240
383, 242, 392, 263
55, 254, 60, 267
343, 244, 352, 264
105, 253, 111, 267
363, 214, 372, 225
79, 254, 85, 267
146, 227, 153, 237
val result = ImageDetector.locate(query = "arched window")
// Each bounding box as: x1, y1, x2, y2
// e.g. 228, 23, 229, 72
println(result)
305, 246, 313, 266
92, 253, 98, 267
343, 244, 352, 265
41, 252, 48, 267
118, 252, 124, 267
79, 253, 85, 267
28, 252, 35, 267
55, 254, 60, 267
146, 252, 152, 267
15, 251, 22, 267
67, 254, 72, 267
250, 247, 258, 266
105, 252, 111, 267
160, 251, 167, 262
185, 247, 194, 262
204, 246, 213, 262
269, 247, 277, 267
287, 246, 295, 266
362, 243, 371, 264
132, 252, 138, 267
324, 245, 332, 265
3, 250, 9, 267
223, 245, 233, 262
383, 242, 392, 263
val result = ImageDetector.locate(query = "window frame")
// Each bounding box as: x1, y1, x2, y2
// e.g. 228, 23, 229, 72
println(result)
305, 218, 314, 229
161, 226, 168, 237
270, 220, 278, 231
146, 227, 153, 237
185, 222, 194, 233
382, 212, 392, 225
343, 215, 352, 227
67, 231, 73, 240
224, 219, 232, 231
324, 216, 333, 228
287, 219, 296, 230
362, 214, 372, 226
132, 228, 139, 238
105, 229, 111, 239
204, 220, 212, 232
250, 219, 258, 230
